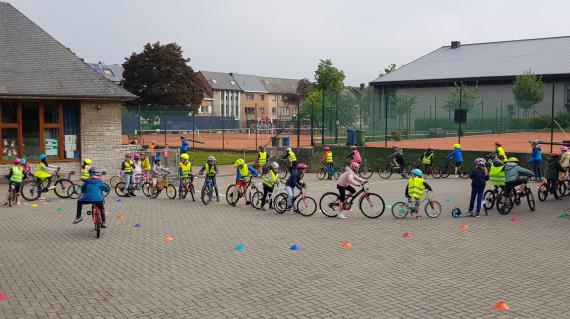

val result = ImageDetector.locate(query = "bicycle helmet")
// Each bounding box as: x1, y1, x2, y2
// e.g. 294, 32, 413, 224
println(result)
207, 156, 216, 162
351, 145, 357, 150
495, 141, 502, 146
20, 158, 27, 165
88, 168, 102, 176
507, 157, 519, 163
83, 158, 92, 165
391, 145, 398, 149
297, 163, 308, 171
410, 168, 423, 177
14, 157, 21, 164
133, 153, 140, 160
234, 159, 245, 167
350, 161, 360, 171
474, 158, 486, 166
428, 146, 435, 150
453, 144, 461, 149
561, 146, 568, 152
552, 152, 560, 158
154, 157, 162, 163
39, 154, 47, 161
271, 162, 279, 169
324, 146, 330, 151
180, 153, 189, 161
140, 152, 147, 157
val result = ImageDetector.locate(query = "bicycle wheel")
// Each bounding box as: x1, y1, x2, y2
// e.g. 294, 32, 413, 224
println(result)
226, 185, 241, 205
273, 192, 287, 213
538, 184, 548, 201
166, 184, 177, 199
150, 186, 161, 198
249, 185, 258, 203
142, 183, 152, 197
459, 168, 469, 179
8, 187, 13, 207
20, 180, 41, 201
359, 165, 373, 179
188, 184, 196, 201
109, 175, 122, 188
296, 196, 317, 216
431, 166, 443, 179
557, 181, 568, 197
115, 182, 128, 197
526, 188, 536, 211
319, 192, 340, 217
425, 200, 442, 218
483, 189, 497, 209
103, 183, 110, 198
278, 167, 288, 180
400, 165, 411, 178
442, 165, 451, 178
54, 179, 73, 198
332, 169, 341, 180
95, 211, 101, 239
391, 201, 409, 219
496, 190, 513, 215
251, 191, 263, 209
201, 184, 212, 205
317, 168, 326, 180
359, 192, 385, 218
378, 163, 393, 179
68, 184, 82, 199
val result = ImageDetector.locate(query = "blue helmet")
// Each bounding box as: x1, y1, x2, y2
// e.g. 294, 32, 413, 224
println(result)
154, 157, 162, 163
410, 168, 423, 177
21, 158, 27, 165
39, 154, 47, 161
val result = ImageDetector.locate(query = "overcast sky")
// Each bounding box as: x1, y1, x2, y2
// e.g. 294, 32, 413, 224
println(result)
9, 0, 570, 85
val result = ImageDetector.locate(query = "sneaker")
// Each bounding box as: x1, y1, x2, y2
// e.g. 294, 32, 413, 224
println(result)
245, 201, 251, 205
124, 194, 131, 198
230, 203, 236, 207
101, 224, 107, 228
72, 217, 84, 224
261, 207, 266, 211
130, 193, 137, 197
337, 212, 347, 219
16, 201, 21, 205
467, 211, 474, 217
474, 214, 480, 218
48, 186, 56, 190
3, 202, 7, 206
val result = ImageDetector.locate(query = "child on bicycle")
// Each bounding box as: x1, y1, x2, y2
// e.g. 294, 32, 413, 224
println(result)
178, 153, 192, 199
336, 161, 365, 219
151, 157, 170, 194
4, 158, 24, 205
34, 154, 59, 192
283, 147, 297, 171
121, 153, 135, 197
405, 169, 433, 218
21, 158, 31, 178
321, 146, 334, 179
468, 158, 488, 217
232, 159, 260, 206
285, 162, 307, 210
199, 156, 220, 201
546, 153, 564, 200
260, 162, 280, 211
447, 144, 463, 178
140, 153, 152, 182
257, 146, 268, 174
80, 158, 92, 182
133, 153, 142, 177
389, 145, 405, 173
421, 147, 435, 172
73, 168, 109, 227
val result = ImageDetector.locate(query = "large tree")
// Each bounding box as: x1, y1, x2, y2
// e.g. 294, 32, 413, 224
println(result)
512, 71, 545, 116
122, 42, 203, 110
284, 78, 312, 105
443, 82, 480, 112
378, 63, 397, 77
314, 59, 345, 92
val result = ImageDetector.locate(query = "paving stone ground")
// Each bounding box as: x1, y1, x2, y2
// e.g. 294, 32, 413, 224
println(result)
0, 173, 569, 318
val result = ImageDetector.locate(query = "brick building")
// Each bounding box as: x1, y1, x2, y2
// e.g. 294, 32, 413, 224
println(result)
0, 2, 135, 174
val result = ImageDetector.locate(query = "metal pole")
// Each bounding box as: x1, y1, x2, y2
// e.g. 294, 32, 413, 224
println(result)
163, 104, 167, 146
192, 111, 195, 149
434, 96, 437, 126
384, 89, 388, 147
335, 93, 338, 144
310, 102, 314, 146
458, 85, 462, 144
296, 101, 300, 147
222, 97, 225, 151
481, 98, 484, 134
500, 100, 503, 135
550, 82, 555, 153
254, 103, 258, 150
321, 90, 325, 146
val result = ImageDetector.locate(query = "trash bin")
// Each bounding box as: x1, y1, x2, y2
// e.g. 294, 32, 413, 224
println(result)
271, 137, 280, 147
346, 128, 356, 146
356, 129, 366, 146
281, 136, 290, 147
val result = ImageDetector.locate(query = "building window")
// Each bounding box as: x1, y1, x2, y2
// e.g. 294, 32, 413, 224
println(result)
246, 94, 254, 101
260, 95, 265, 101
566, 82, 570, 105
279, 107, 290, 116
0, 101, 80, 162
245, 107, 254, 115
272, 94, 276, 102
272, 107, 277, 114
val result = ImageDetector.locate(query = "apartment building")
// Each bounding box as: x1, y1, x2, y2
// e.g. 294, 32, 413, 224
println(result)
196, 71, 242, 121
258, 77, 299, 122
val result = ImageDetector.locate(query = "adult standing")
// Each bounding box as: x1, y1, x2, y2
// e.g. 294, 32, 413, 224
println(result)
529, 141, 542, 182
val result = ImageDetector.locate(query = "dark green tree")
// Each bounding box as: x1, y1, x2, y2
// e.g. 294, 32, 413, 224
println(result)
122, 42, 203, 110
314, 59, 345, 92
512, 71, 545, 116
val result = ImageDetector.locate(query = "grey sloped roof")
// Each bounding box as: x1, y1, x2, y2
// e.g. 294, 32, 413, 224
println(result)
0, 2, 135, 99
232, 73, 267, 93
88, 63, 124, 82
199, 71, 242, 91
371, 36, 570, 85
257, 76, 298, 94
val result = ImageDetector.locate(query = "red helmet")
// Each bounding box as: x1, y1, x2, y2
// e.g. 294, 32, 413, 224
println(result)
428, 146, 434, 150
324, 146, 330, 151
495, 141, 502, 146
350, 161, 360, 171
297, 163, 308, 171
133, 153, 140, 160
391, 145, 398, 149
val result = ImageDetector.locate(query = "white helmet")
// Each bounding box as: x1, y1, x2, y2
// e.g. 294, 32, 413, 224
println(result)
271, 162, 279, 169
286, 147, 292, 151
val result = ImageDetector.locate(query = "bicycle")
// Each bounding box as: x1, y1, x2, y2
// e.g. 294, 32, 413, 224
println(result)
68, 172, 110, 199
537, 179, 566, 201
226, 176, 259, 206
439, 158, 469, 179
6, 183, 19, 207
114, 173, 148, 197
200, 174, 218, 205
319, 181, 386, 218
412, 162, 443, 179
147, 175, 177, 199
86, 203, 104, 239
378, 159, 410, 179
496, 183, 535, 215
20, 168, 75, 201
251, 184, 282, 210
179, 176, 196, 201
317, 163, 340, 180
391, 191, 442, 219
483, 185, 501, 211
272, 186, 317, 216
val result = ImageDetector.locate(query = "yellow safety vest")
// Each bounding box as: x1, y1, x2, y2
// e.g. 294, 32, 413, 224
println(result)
238, 165, 250, 180
10, 166, 23, 183
263, 170, 279, 188
179, 161, 192, 177
288, 150, 297, 162
124, 160, 133, 173
258, 151, 267, 165
422, 152, 434, 165
489, 165, 506, 186
141, 158, 151, 171
205, 163, 217, 177
497, 147, 507, 161
81, 166, 90, 181
407, 177, 426, 199
325, 151, 333, 163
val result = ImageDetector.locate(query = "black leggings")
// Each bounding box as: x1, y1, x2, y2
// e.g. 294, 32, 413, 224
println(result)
261, 184, 274, 207
77, 201, 105, 223
337, 185, 356, 202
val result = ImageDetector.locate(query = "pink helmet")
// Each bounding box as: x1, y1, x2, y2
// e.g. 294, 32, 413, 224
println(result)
324, 146, 330, 151
561, 146, 568, 152
133, 153, 140, 160
297, 163, 308, 171
14, 157, 21, 164
350, 161, 360, 171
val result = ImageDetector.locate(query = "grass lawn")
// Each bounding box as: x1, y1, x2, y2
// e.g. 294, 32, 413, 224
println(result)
187, 150, 257, 166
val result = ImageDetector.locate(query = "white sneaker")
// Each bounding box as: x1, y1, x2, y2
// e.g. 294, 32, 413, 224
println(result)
337, 212, 347, 219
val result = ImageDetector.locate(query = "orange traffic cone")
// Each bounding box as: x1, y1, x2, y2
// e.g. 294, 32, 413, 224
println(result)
341, 241, 352, 248
459, 224, 469, 230
494, 301, 510, 311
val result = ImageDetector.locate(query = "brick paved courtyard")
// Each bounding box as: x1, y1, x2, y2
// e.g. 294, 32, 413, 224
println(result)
0, 174, 569, 318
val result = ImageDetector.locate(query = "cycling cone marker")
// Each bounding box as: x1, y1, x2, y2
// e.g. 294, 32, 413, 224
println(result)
341, 241, 352, 248
290, 244, 300, 251
494, 300, 510, 311
559, 212, 569, 217
163, 235, 174, 241
234, 245, 246, 251
402, 232, 412, 238
116, 215, 125, 221
31, 204, 38, 208
386, 204, 392, 209
56, 207, 65, 213
511, 217, 520, 222
445, 196, 453, 204
459, 224, 469, 230
0, 293, 6, 301
116, 198, 122, 203
134, 223, 142, 229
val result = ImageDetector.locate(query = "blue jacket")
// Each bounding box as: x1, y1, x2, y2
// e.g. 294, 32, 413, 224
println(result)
469, 167, 488, 189
447, 148, 463, 163
181, 139, 189, 152
286, 169, 304, 188
79, 178, 109, 202
529, 146, 542, 163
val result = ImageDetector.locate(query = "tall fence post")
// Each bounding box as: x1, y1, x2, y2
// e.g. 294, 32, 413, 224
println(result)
550, 82, 555, 153
310, 102, 314, 146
